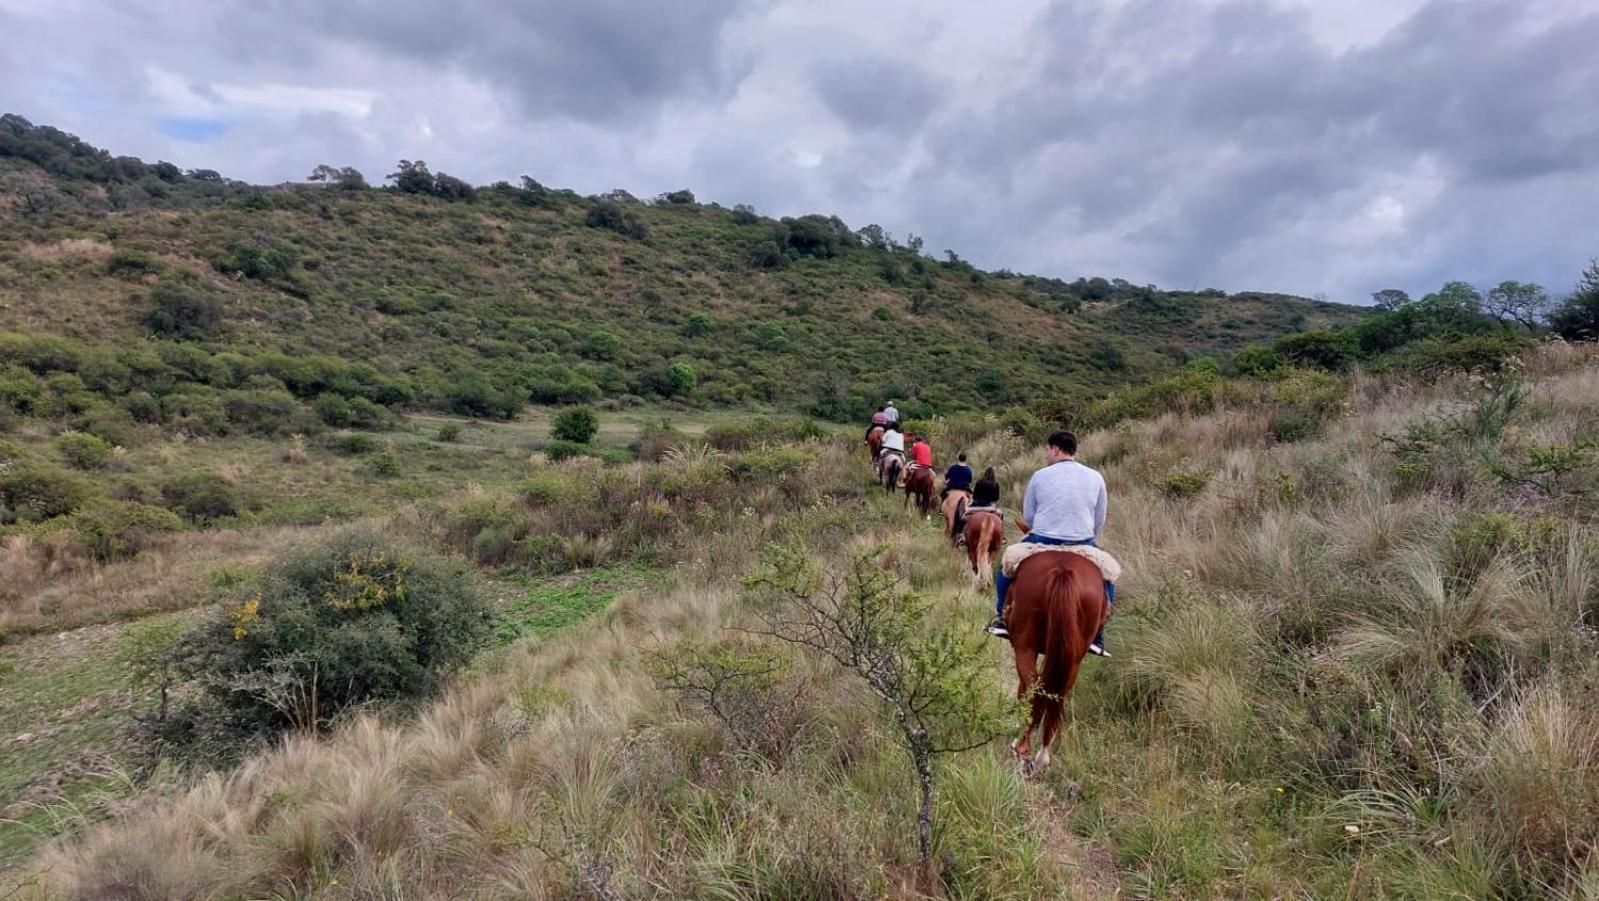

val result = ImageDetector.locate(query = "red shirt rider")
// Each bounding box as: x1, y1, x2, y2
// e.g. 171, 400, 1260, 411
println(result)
910, 438, 932, 468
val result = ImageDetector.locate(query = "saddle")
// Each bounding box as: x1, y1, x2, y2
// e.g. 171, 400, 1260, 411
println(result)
1000, 542, 1122, 581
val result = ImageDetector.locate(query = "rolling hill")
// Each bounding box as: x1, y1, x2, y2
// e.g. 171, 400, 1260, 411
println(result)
0, 113, 1365, 423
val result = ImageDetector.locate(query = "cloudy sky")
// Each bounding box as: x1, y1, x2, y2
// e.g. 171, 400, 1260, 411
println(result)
2, 0, 1596, 302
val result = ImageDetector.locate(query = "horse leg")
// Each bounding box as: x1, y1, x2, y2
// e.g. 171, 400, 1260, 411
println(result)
1012, 645, 1041, 777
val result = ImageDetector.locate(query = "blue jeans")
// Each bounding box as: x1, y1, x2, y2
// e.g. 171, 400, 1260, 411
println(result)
994, 535, 1115, 642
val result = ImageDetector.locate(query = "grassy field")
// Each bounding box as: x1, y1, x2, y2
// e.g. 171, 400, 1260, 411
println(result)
9, 342, 1593, 898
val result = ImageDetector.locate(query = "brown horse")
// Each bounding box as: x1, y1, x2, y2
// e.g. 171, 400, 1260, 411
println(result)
940, 488, 970, 543
865, 425, 884, 460
1004, 551, 1107, 777
962, 508, 1004, 589
903, 465, 936, 517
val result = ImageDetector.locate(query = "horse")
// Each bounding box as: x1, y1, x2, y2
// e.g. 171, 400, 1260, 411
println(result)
880, 452, 904, 493
903, 465, 936, 517
962, 508, 1004, 589
865, 425, 884, 460
1004, 551, 1107, 777
940, 488, 970, 544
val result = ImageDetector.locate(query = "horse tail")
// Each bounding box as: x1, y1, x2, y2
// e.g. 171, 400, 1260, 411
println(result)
1039, 562, 1088, 741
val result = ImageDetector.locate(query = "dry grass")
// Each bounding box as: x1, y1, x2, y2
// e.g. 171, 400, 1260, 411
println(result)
14, 343, 1599, 898
0, 524, 324, 636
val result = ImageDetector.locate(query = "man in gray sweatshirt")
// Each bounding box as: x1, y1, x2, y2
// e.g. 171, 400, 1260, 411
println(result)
988, 430, 1114, 656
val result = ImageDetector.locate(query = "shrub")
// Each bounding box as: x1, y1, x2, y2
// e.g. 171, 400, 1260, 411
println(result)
584, 200, 648, 239
59, 499, 182, 561
0, 461, 97, 522
173, 527, 493, 733
550, 405, 599, 444
143, 282, 222, 339
435, 423, 461, 442
542, 439, 591, 461
105, 250, 160, 277
313, 392, 353, 426
1232, 346, 1285, 376
222, 388, 300, 435
1158, 468, 1211, 499
657, 362, 696, 398
330, 432, 378, 455
160, 472, 240, 523
55, 431, 113, 469
364, 449, 400, 478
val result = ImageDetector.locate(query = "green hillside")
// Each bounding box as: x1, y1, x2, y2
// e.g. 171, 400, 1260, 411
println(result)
0, 114, 1364, 424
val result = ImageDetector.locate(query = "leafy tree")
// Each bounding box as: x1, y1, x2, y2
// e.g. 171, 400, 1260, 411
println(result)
430, 171, 475, 200
387, 159, 435, 195
144, 281, 222, 339
1549, 259, 1599, 343
730, 203, 760, 225
306, 164, 368, 191
1275, 330, 1358, 370
1371, 288, 1411, 310
1483, 281, 1551, 330
659, 189, 695, 205
551, 405, 599, 444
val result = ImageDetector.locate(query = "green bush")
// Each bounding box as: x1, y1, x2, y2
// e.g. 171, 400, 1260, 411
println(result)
543, 439, 592, 461
144, 282, 222, 339
329, 432, 377, 455
313, 392, 353, 426
59, 499, 183, 561
435, 423, 461, 442
364, 449, 400, 478
55, 431, 113, 470
1158, 469, 1211, 499
173, 527, 493, 734
0, 461, 97, 523
160, 472, 240, 523
551, 405, 599, 444
657, 362, 696, 398
222, 388, 300, 435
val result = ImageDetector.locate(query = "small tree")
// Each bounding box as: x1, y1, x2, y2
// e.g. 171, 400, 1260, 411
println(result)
1483, 281, 1551, 330
1371, 288, 1411, 310
746, 546, 1008, 870
307, 164, 367, 191
1549, 259, 1599, 343
387, 159, 435, 194
551, 405, 599, 444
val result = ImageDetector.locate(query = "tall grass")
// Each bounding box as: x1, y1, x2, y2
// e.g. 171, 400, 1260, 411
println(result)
16, 343, 1599, 898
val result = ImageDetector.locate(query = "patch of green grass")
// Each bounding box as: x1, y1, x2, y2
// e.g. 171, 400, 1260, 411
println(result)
0, 613, 194, 867
496, 564, 662, 643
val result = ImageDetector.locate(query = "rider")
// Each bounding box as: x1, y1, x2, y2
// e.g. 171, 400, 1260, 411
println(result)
987, 430, 1113, 657
878, 422, 906, 469
883, 400, 901, 431
909, 433, 933, 470
941, 452, 973, 500
970, 466, 1000, 510
866, 406, 889, 440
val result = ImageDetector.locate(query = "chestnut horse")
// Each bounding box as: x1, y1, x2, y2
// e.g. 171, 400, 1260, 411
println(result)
940, 488, 970, 543
865, 425, 884, 460
1004, 551, 1107, 777
903, 465, 936, 517
962, 508, 1004, 589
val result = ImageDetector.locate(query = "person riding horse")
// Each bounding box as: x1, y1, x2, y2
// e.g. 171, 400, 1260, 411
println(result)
941, 453, 973, 500
989, 430, 1113, 658
876, 423, 906, 481
883, 400, 901, 431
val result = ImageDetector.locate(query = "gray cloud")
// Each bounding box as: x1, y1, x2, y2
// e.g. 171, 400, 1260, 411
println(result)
0, 0, 1595, 301
811, 55, 946, 135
